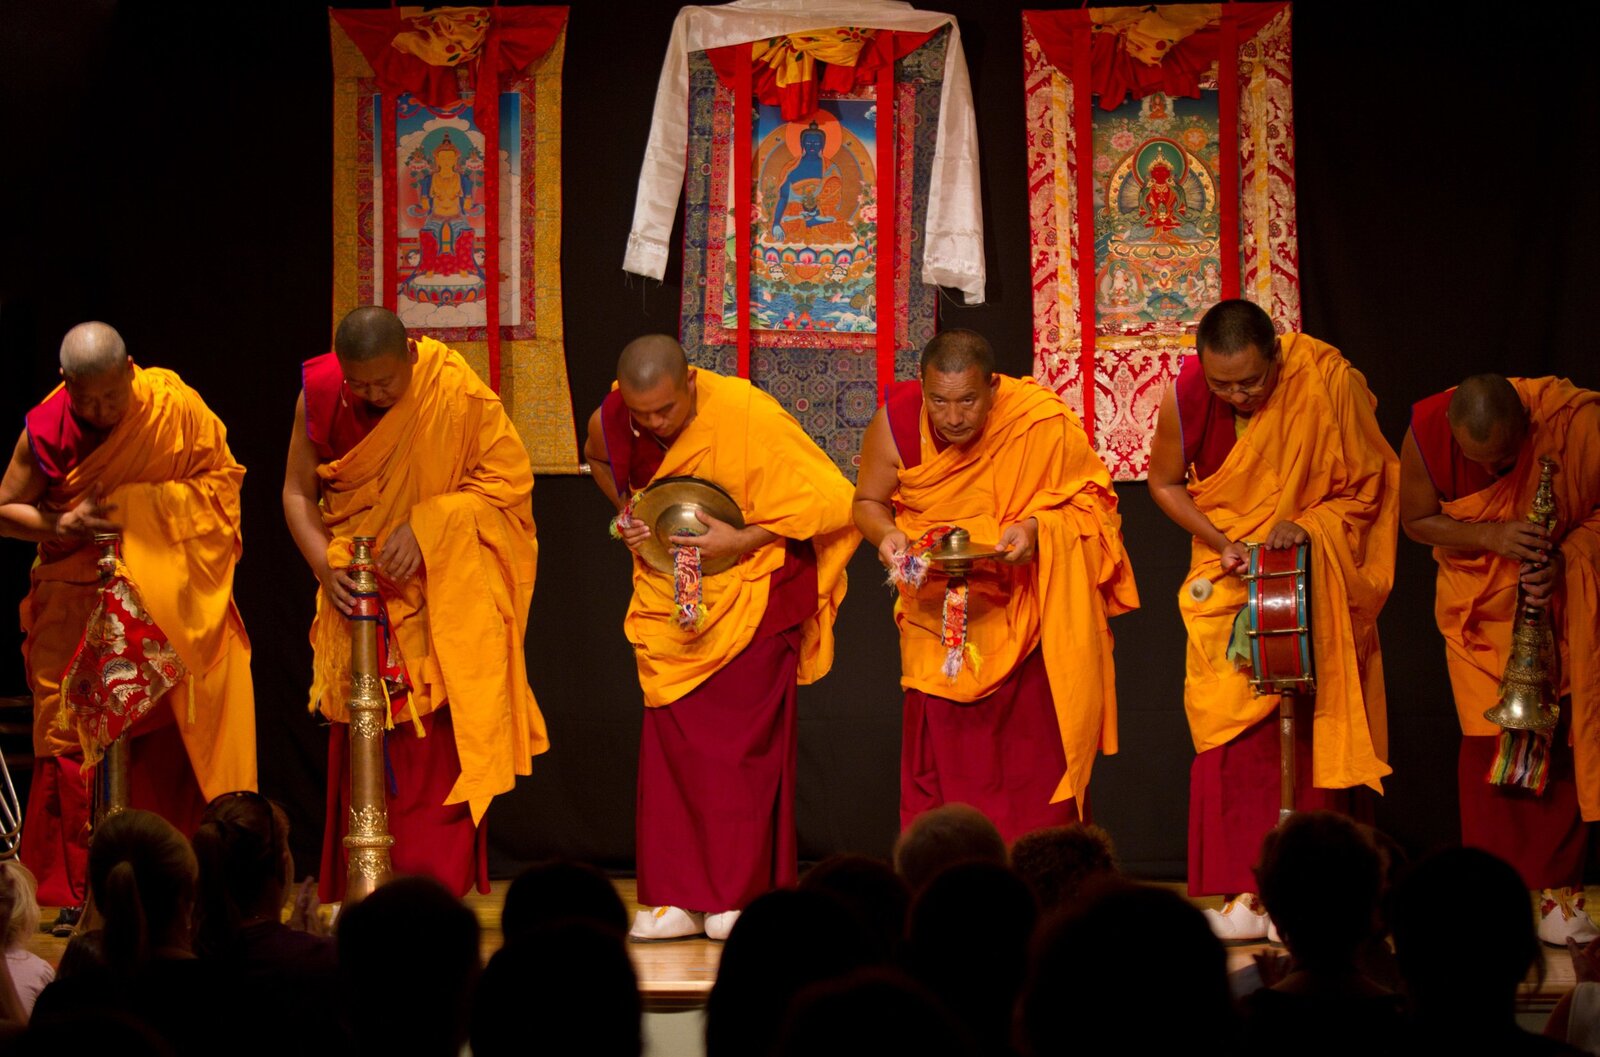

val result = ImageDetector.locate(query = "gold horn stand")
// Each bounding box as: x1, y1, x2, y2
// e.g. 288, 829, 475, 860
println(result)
342, 537, 394, 903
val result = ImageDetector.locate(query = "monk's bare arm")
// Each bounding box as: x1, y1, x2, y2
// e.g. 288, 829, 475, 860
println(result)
282, 395, 357, 613
1147, 387, 1239, 568
583, 405, 625, 513
1398, 428, 1546, 561
0, 429, 115, 542
852, 408, 908, 565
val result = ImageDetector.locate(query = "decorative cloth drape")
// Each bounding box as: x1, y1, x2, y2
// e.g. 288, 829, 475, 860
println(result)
1023, 4, 1299, 481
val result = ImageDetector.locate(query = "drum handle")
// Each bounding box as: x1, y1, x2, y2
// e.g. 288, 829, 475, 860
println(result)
1279, 695, 1296, 822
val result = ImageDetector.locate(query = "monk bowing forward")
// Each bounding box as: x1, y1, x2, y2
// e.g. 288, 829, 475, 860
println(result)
2, 323, 256, 911
584, 336, 859, 941
1147, 299, 1399, 940
283, 306, 547, 901
1400, 373, 1600, 945
853, 330, 1139, 845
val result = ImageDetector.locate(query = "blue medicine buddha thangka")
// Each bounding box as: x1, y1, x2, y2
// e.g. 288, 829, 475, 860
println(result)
400, 126, 488, 307
745, 100, 878, 334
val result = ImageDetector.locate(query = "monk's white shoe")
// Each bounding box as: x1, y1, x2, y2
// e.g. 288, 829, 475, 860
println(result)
629, 906, 705, 941
1539, 888, 1600, 947
705, 910, 741, 941
1203, 894, 1270, 942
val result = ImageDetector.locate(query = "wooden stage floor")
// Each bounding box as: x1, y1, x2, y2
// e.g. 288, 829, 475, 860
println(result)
28, 879, 1589, 1013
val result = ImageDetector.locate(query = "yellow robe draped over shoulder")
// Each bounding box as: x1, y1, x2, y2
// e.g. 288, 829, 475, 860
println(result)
625, 369, 860, 707
1179, 333, 1399, 792
22, 367, 256, 800
1430, 378, 1600, 817
306, 337, 546, 823
892, 375, 1140, 804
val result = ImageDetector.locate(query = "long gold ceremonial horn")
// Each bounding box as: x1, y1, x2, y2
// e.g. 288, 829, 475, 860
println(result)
1483, 458, 1560, 734
342, 537, 394, 905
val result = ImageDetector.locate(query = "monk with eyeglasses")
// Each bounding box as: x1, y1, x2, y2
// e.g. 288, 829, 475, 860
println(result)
1147, 299, 1400, 940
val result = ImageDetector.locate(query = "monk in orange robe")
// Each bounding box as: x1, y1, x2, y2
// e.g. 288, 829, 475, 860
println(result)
1, 322, 256, 910
283, 306, 547, 901
853, 330, 1139, 844
583, 336, 858, 941
1400, 373, 1600, 945
1148, 300, 1398, 940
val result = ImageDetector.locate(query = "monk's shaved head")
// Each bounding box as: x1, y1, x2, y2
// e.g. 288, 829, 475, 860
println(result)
1447, 374, 1528, 443
335, 306, 410, 363
920, 329, 995, 380
1196, 299, 1277, 360
59, 322, 130, 380
618, 335, 689, 392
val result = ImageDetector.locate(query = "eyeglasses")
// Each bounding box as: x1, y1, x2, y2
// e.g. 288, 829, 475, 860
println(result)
1205, 360, 1277, 397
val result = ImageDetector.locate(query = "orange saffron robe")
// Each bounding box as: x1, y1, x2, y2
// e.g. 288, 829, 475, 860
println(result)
891, 376, 1140, 805
624, 369, 859, 705
21, 367, 256, 796
1424, 378, 1600, 818
1179, 334, 1398, 792
306, 337, 547, 824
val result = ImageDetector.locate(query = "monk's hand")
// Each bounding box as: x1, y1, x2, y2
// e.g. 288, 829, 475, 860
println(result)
617, 517, 652, 554
669, 511, 748, 564
1481, 519, 1552, 564
1520, 551, 1562, 609
1264, 520, 1309, 549
55, 484, 119, 540
1219, 540, 1250, 576
878, 529, 911, 570
379, 522, 424, 582
318, 564, 359, 616
995, 518, 1039, 565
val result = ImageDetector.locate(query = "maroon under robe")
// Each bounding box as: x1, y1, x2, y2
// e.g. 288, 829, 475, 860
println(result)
884, 380, 1081, 844
1412, 389, 1588, 890
302, 352, 488, 901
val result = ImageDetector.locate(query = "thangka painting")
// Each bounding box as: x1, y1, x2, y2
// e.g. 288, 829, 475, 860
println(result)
330, 6, 580, 473
1023, 4, 1299, 480
682, 31, 950, 477
740, 100, 881, 334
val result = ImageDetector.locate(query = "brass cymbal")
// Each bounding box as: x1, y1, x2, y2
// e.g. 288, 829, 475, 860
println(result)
633, 476, 746, 575
925, 527, 1001, 575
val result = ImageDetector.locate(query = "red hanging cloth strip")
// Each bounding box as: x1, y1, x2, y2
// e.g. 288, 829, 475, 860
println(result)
1070, 14, 1098, 442
874, 52, 897, 405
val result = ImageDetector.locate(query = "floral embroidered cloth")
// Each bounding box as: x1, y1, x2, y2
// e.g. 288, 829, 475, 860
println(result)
60, 559, 187, 769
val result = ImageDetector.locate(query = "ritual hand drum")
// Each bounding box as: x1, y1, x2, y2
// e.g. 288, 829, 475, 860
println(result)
1243, 541, 1316, 696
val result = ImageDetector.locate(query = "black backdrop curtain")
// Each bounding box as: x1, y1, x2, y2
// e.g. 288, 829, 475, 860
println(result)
1, 0, 1595, 880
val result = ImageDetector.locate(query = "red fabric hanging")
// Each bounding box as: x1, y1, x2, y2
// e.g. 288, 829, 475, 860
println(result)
874, 57, 897, 406
733, 57, 754, 379
1218, 11, 1241, 300
1026, 4, 1286, 111
1071, 14, 1098, 442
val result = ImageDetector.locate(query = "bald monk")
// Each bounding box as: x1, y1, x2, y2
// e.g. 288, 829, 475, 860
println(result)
584, 336, 858, 940
283, 306, 547, 901
853, 330, 1139, 843
1, 323, 255, 911
1147, 299, 1399, 940
1400, 372, 1600, 945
